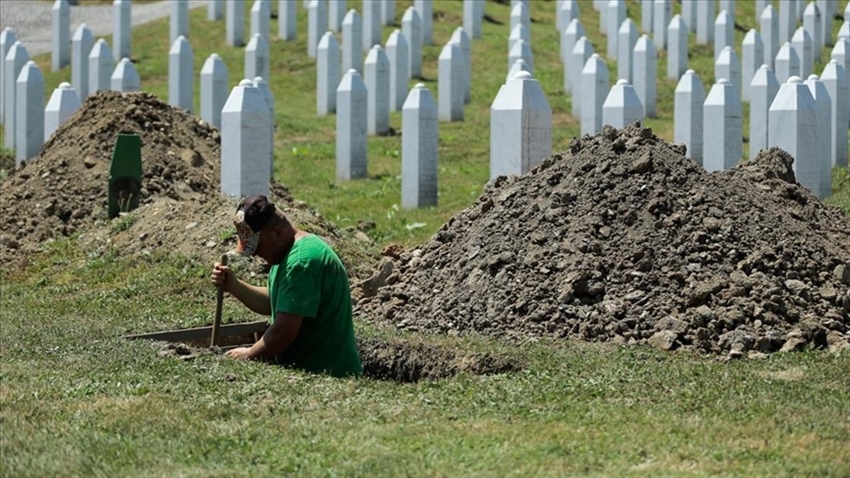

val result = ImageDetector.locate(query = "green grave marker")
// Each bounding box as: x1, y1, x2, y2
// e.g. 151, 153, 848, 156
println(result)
108, 133, 143, 219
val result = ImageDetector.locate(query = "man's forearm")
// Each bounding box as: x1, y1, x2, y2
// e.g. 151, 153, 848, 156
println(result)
229, 279, 272, 316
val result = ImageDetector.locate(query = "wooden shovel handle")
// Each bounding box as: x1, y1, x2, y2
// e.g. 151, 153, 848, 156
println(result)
211, 254, 228, 347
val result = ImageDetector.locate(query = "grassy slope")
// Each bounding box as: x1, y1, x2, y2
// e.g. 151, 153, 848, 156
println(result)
1, 1, 849, 476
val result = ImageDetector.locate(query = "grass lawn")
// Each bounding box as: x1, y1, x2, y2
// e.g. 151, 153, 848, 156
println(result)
2, 0, 849, 476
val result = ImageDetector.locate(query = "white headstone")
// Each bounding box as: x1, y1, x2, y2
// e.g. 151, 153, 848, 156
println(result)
581, 54, 609, 136
633, 34, 657, 117
570, 36, 593, 118
821, 60, 848, 167
674, 69, 705, 164
245, 34, 269, 86
714, 10, 734, 60
832, 40, 850, 94
602, 79, 644, 128
696, 0, 713, 44
779, 0, 795, 45
607, 0, 625, 58
617, 18, 638, 84
509, 38, 534, 77
450, 27, 471, 104
317, 32, 341, 115
44, 82, 80, 142
251, 0, 271, 41
464, 0, 483, 39
510, 2, 530, 33
227, 0, 245, 46
336, 69, 368, 180
438, 41, 464, 122
507, 58, 531, 81
402, 83, 438, 209
381, 0, 395, 26
88, 38, 113, 95
703, 78, 742, 172
71, 25, 93, 101
742, 29, 765, 101
682, 0, 696, 32
640, 0, 655, 35
168, 35, 193, 112
414, 0, 432, 45
756, 0, 769, 21
641, 0, 653, 34
52, 0, 70, 72
563, 19, 585, 92
599, 0, 608, 35
803, 2, 823, 60
667, 15, 688, 80
221, 79, 272, 197
490, 71, 552, 179
208, 0, 223, 21
171, 0, 189, 44
252, 76, 275, 177
653, 0, 670, 49
715, 45, 742, 98
775, 42, 800, 84
817, 0, 834, 47
200, 53, 229, 128
768, 77, 821, 196
509, 24, 530, 58
749, 64, 780, 159
386, 30, 409, 111
558, 0, 579, 38
329, 0, 347, 32
307, 0, 328, 58
278, 0, 296, 40
719, 0, 735, 20
14, 61, 44, 165
761, 4, 779, 69
402, 7, 422, 78
363, 0, 381, 51
113, 0, 131, 62
110, 57, 140, 92
805, 74, 832, 196
791, 27, 814, 78
364, 45, 390, 134
342, 9, 363, 74
0, 28, 18, 124
4, 41, 29, 150
840, 22, 850, 44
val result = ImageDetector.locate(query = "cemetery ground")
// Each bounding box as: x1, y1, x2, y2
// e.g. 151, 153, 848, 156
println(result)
1, 0, 850, 476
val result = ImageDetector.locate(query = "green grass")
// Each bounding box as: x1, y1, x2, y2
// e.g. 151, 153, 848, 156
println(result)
2, 1, 850, 476
2, 246, 849, 477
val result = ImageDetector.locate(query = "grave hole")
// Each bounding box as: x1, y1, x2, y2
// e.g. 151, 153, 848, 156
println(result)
125, 323, 521, 383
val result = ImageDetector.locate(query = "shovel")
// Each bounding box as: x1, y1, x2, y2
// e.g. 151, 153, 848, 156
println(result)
211, 254, 228, 347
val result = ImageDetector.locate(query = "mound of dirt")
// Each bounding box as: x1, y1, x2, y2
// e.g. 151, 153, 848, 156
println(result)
355, 125, 850, 355
0, 91, 375, 277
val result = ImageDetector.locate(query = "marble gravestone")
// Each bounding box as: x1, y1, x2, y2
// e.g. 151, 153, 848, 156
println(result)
114, 0, 131, 62
768, 77, 822, 197
601, 79, 644, 129
618, 18, 638, 84
279, 0, 296, 41
401, 83, 439, 209
88, 38, 113, 95
633, 34, 657, 117
364, 45, 390, 135
386, 30, 409, 111
245, 33, 269, 85
51, 0, 70, 72
336, 69, 368, 181
227, 0, 245, 46
200, 53, 229, 128
342, 10, 363, 74
674, 70, 705, 165
402, 7, 422, 79
580, 53, 609, 136
317, 32, 341, 116
15, 61, 44, 165
221, 79, 273, 197
110, 57, 140, 92
820, 60, 849, 167
703, 78, 742, 172
169, 35, 194, 113
439, 41, 464, 122
749, 64, 779, 160
44, 82, 80, 142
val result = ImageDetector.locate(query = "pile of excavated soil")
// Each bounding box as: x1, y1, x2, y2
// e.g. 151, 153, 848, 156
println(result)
355, 125, 850, 356
0, 91, 375, 277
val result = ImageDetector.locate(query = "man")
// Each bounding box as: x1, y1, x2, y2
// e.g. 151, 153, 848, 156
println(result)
211, 195, 362, 378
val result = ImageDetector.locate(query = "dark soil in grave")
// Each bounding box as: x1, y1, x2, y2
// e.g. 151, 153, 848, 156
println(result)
0, 91, 376, 278
354, 124, 850, 356
151, 334, 521, 382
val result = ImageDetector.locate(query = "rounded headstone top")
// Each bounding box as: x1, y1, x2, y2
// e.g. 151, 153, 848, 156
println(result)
578, 35, 587, 41
120, 57, 131, 64
210, 53, 220, 59
177, 35, 186, 41
371, 44, 384, 52
513, 71, 533, 80
414, 83, 426, 89
807, 74, 819, 81
685, 69, 696, 75
616, 78, 629, 86
590, 53, 600, 59
253, 33, 262, 39
25, 60, 36, 67
723, 45, 733, 52
758, 63, 769, 70
59, 82, 72, 89
347, 68, 358, 75
13, 40, 22, 46
787, 76, 803, 84
717, 78, 730, 85
239, 79, 255, 87
253, 76, 266, 84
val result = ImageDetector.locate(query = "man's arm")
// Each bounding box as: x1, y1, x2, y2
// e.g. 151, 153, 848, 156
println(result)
212, 263, 271, 316
226, 311, 303, 360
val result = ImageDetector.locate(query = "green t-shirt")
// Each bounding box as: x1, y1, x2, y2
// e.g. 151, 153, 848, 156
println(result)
268, 235, 362, 378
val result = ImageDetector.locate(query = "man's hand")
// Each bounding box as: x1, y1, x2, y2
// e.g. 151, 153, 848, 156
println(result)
225, 347, 252, 360
211, 262, 236, 294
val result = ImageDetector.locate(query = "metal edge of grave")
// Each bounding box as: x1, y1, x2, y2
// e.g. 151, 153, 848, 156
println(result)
122, 320, 269, 343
